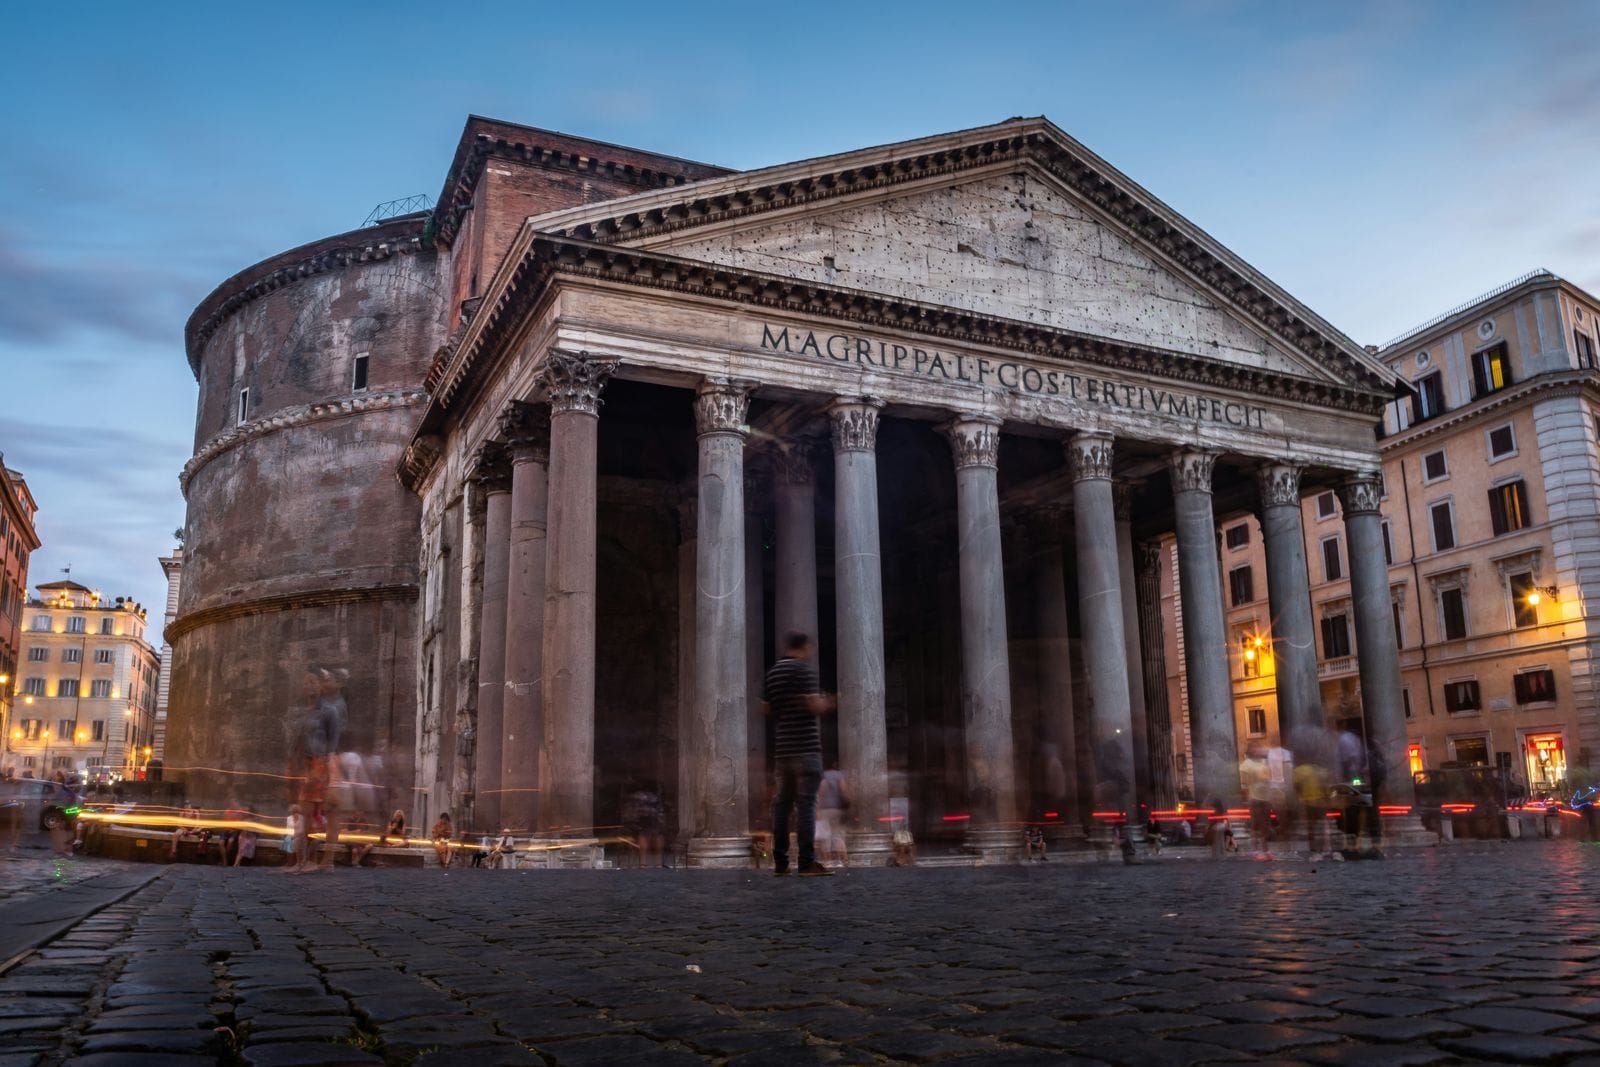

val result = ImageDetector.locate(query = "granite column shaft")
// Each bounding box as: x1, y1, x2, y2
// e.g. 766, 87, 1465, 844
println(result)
500, 402, 549, 833
472, 449, 512, 833
1028, 509, 1083, 837
1258, 464, 1320, 756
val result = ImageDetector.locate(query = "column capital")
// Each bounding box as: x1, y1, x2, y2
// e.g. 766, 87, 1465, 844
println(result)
694, 379, 753, 438
942, 415, 1002, 469
1169, 449, 1218, 494
771, 439, 825, 485
1337, 471, 1384, 516
499, 400, 550, 464
538, 349, 619, 417
1066, 431, 1115, 483
469, 440, 512, 494
1113, 478, 1143, 521
1137, 539, 1165, 578
1256, 463, 1304, 509
828, 397, 885, 453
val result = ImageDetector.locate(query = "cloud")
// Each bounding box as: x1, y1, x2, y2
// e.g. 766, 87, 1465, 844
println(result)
0, 231, 203, 348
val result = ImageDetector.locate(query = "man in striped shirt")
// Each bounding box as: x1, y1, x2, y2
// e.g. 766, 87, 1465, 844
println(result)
763, 631, 836, 876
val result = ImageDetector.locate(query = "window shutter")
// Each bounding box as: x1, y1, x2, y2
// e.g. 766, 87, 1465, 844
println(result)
1488, 487, 1507, 536
1471, 352, 1488, 398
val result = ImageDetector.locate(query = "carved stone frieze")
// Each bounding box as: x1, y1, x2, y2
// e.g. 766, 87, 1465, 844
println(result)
828, 397, 885, 453
1169, 449, 1218, 495
943, 416, 1002, 470
770, 439, 824, 485
1337, 472, 1384, 516
1066, 432, 1115, 483
694, 379, 751, 437
538, 349, 619, 417
1256, 463, 1304, 509
398, 434, 443, 491
499, 400, 551, 463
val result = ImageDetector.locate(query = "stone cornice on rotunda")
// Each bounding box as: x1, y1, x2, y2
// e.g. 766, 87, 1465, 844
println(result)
183, 215, 430, 373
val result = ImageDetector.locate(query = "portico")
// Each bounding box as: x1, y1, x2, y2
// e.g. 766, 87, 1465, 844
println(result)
401, 118, 1408, 863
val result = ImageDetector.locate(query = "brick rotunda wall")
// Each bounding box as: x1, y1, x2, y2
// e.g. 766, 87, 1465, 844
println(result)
168, 216, 445, 812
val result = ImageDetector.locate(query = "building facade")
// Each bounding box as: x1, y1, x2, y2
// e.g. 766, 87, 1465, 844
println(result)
153, 547, 183, 766
9, 581, 160, 780
0, 456, 40, 754
174, 115, 1418, 860
1208, 271, 1600, 799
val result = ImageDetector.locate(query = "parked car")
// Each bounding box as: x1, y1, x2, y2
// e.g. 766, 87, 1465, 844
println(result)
0, 777, 76, 831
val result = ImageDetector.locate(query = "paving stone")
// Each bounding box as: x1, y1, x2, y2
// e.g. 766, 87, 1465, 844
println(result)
1203, 999, 1339, 1023
63, 1056, 218, 1067
240, 1044, 386, 1066
857, 1028, 1002, 1061
76, 1029, 222, 1054
1302, 1044, 1457, 1067
1438, 1032, 1600, 1063
412, 1048, 541, 1066
1173, 1023, 1332, 1054
528, 1034, 678, 1063
1443, 1004, 1590, 1034
1331, 995, 1457, 1017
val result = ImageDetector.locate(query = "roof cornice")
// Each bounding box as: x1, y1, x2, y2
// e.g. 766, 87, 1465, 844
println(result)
1380, 371, 1600, 450
1377, 273, 1597, 361
516, 118, 1392, 392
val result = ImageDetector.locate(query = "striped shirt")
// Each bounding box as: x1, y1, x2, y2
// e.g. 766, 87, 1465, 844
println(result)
764, 656, 822, 759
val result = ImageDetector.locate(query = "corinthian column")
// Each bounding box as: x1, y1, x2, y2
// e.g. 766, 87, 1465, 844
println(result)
536, 350, 616, 846
1026, 506, 1083, 839
1170, 448, 1239, 810
830, 398, 890, 858
944, 415, 1020, 857
500, 400, 549, 833
1114, 481, 1152, 806
470, 442, 511, 833
1339, 472, 1419, 822
1069, 434, 1142, 848
686, 380, 752, 866
773, 442, 821, 657
1137, 541, 1177, 808
1257, 464, 1319, 758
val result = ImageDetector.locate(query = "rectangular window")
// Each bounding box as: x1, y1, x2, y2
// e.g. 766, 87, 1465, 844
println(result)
1402, 689, 1413, 720
1578, 331, 1596, 369
1471, 343, 1512, 398
1441, 587, 1468, 640
20, 718, 41, 739
1515, 669, 1557, 705
90, 679, 111, 698
1247, 707, 1267, 736
1381, 521, 1394, 565
1511, 572, 1538, 628
1320, 613, 1351, 659
57, 718, 73, 737
1392, 600, 1404, 649
1321, 537, 1343, 581
22, 677, 45, 696
1224, 523, 1250, 550
1430, 502, 1455, 551
238, 388, 250, 423
27, 646, 46, 661
51, 755, 71, 770
94, 648, 113, 664
1228, 565, 1254, 606
1454, 736, 1489, 764
57, 679, 79, 698
1412, 371, 1446, 422
91, 719, 105, 741
353, 353, 370, 392
1488, 480, 1530, 536
1422, 450, 1448, 481
99, 618, 112, 635
67, 616, 85, 634
1487, 424, 1516, 459
86, 756, 103, 768
1445, 680, 1481, 713
30, 614, 49, 631
62, 647, 81, 663
1315, 492, 1337, 520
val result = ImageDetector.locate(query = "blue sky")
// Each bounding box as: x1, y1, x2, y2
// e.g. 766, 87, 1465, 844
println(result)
2, 1, 1597, 638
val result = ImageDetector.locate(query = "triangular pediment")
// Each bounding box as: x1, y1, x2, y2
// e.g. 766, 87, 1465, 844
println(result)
520, 118, 1394, 392
654, 170, 1324, 378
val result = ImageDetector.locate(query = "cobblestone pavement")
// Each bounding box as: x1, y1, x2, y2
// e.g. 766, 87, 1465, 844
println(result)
6, 840, 1600, 1066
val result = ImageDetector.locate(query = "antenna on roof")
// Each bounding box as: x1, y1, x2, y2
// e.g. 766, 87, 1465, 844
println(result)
61, 564, 71, 577
363, 194, 434, 227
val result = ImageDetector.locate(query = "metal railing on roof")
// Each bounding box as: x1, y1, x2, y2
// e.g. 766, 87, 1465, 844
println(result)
1380, 269, 1557, 352
362, 194, 434, 227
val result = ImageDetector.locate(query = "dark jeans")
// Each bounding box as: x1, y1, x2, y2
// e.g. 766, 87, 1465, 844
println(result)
772, 754, 823, 869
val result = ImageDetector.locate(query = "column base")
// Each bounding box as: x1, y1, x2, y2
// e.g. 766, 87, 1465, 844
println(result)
844, 829, 894, 862
687, 835, 755, 868
1380, 813, 1438, 848
524, 837, 605, 868
963, 825, 1023, 863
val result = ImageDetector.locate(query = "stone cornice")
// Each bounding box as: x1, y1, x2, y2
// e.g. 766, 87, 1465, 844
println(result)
186, 220, 427, 369
524, 119, 1389, 391
1381, 373, 1600, 451
167, 583, 418, 642
181, 390, 426, 495
425, 234, 1394, 431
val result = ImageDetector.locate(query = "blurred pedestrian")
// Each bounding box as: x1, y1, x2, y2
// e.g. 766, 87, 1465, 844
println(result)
621, 781, 666, 868
763, 631, 836, 877
1240, 743, 1273, 859
430, 811, 453, 869
815, 765, 850, 868
168, 803, 207, 862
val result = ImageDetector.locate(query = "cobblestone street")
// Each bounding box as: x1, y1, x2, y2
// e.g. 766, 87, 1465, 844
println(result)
6, 840, 1600, 1066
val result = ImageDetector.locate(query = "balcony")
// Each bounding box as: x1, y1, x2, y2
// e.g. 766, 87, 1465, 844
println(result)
1318, 656, 1357, 679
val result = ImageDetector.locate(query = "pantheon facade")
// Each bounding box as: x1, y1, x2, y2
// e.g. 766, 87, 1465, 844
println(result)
169, 116, 1413, 861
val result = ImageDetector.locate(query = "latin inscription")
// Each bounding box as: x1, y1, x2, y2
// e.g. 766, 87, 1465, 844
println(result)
759, 323, 1267, 430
